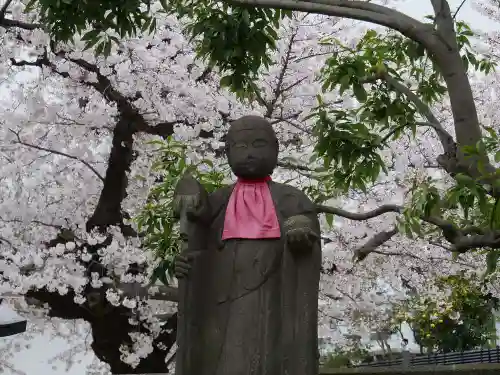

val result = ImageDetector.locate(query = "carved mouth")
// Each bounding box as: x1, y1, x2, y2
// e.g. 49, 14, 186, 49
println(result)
235, 161, 254, 167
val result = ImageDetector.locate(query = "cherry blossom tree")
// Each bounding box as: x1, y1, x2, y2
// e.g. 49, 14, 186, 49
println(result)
1, 0, 500, 373
0, 2, 357, 373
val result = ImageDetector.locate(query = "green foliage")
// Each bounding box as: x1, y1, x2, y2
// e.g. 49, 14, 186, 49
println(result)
307, 97, 387, 193
311, 24, 494, 193
135, 137, 226, 284
279, 156, 343, 205
393, 274, 498, 353
27, 0, 288, 90
398, 145, 500, 264
322, 345, 373, 369
28, 0, 286, 90
25, 0, 155, 54
161, 0, 290, 98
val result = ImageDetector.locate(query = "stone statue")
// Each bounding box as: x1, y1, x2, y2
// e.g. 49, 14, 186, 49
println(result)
173, 115, 321, 375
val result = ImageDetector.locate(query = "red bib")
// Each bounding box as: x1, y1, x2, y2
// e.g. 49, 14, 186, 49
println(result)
222, 176, 281, 240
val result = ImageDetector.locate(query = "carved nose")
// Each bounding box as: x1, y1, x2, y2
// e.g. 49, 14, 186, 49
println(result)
246, 154, 258, 161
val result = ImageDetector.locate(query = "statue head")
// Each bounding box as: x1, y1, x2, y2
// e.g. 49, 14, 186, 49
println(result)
225, 115, 278, 179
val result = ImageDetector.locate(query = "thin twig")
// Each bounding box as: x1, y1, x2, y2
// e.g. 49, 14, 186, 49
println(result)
453, 0, 468, 19
0, 0, 13, 19
9, 129, 105, 182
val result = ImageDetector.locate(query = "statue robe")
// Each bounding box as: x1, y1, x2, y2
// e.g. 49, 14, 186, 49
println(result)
178, 181, 321, 375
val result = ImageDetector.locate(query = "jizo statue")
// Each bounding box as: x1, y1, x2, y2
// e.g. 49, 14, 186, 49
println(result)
172, 115, 321, 375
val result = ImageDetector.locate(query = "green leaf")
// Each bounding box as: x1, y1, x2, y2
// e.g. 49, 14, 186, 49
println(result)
83, 39, 99, 51
141, 18, 152, 33
24, 0, 37, 13
81, 29, 101, 42
339, 75, 350, 94
103, 40, 112, 57
495, 150, 500, 163
95, 41, 105, 56
149, 17, 157, 33
325, 213, 334, 227
490, 198, 500, 229
353, 82, 367, 102
220, 76, 232, 87
455, 173, 475, 186
486, 251, 500, 276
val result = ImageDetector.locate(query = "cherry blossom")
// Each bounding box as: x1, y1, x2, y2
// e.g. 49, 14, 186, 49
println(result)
0, 0, 499, 373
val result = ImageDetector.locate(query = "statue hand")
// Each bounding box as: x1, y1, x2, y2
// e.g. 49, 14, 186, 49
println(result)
286, 227, 318, 252
284, 215, 319, 253
173, 173, 209, 223
173, 252, 200, 279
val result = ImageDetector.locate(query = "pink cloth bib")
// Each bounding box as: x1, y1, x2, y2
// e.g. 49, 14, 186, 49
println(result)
222, 176, 281, 240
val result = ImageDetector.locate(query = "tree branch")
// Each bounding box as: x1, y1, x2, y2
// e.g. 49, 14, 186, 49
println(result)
0, 215, 63, 230
8, 46, 184, 372
266, 26, 297, 117
431, 0, 457, 47
0, 1, 41, 30
8, 129, 105, 181
277, 160, 318, 172
149, 285, 179, 302
118, 282, 179, 302
0, 0, 13, 19
316, 203, 403, 220
226, 0, 439, 51
353, 226, 399, 261
315, 203, 500, 255
361, 72, 456, 155
0, 17, 40, 29
229, 0, 495, 195
429, 0, 495, 188
251, 23, 299, 117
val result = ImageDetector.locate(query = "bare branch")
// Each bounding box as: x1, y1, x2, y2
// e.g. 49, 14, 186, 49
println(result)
428, 240, 452, 251
451, 232, 500, 253
0, 0, 13, 19
353, 226, 399, 261
431, 0, 457, 45
277, 161, 318, 172
148, 285, 179, 302
118, 281, 179, 302
316, 203, 403, 220
227, 0, 439, 52
0, 0, 41, 31
251, 24, 299, 117
361, 72, 456, 154
452, 0, 468, 19
265, 28, 298, 117
0, 215, 63, 230
381, 74, 440, 127
293, 51, 333, 64
272, 115, 312, 134
315, 202, 500, 255
9, 129, 105, 182
360, 72, 497, 192
0, 236, 18, 251
0, 17, 40, 30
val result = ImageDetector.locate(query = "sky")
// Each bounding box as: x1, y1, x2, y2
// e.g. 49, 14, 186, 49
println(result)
1, 1, 499, 374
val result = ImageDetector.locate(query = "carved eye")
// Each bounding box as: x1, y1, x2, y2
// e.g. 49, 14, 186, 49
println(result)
232, 142, 247, 149
252, 139, 268, 148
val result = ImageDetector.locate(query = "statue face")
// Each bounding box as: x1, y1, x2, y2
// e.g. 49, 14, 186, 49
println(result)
227, 128, 278, 179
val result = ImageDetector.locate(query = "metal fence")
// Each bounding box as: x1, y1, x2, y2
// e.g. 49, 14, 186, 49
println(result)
356, 347, 500, 368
